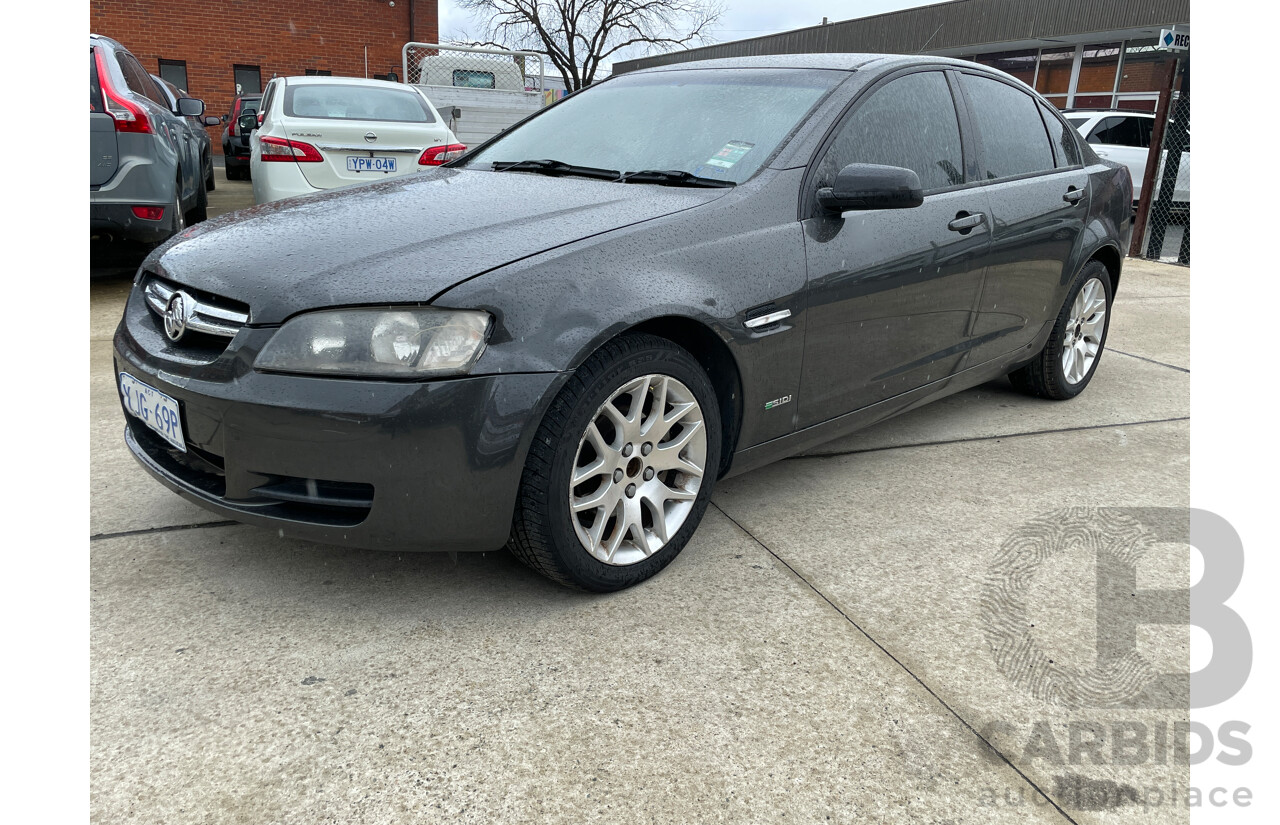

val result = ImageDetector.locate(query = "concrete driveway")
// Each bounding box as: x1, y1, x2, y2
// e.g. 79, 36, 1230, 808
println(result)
91, 169, 1190, 823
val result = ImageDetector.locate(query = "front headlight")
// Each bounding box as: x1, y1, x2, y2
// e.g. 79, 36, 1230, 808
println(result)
255, 307, 491, 378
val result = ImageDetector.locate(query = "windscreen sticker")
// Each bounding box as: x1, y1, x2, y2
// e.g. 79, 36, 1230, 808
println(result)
704, 140, 755, 170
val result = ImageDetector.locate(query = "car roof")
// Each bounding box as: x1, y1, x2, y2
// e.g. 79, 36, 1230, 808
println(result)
1062, 109, 1153, 117
628, 53, 980, 74
276, 75, 417, 89
89, 33, 125, 50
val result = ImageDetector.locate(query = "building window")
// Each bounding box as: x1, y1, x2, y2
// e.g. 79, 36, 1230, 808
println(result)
1034, 46, 1075, 98
234, 64, 261, 96
972, 49, 1037, 85
305, 69, 332, 76
158, 59, 188, 92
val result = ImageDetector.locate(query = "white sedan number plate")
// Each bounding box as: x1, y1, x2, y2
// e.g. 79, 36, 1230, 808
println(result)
120, 372, 185, 452
347, 156, 396, 173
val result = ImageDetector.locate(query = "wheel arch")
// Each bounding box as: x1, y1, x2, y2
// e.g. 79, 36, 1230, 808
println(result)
580, 315, 744, 480
1087, 242, 1123, 295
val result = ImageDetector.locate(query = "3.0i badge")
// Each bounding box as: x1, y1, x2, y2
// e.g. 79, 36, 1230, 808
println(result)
764, 395, 792, 411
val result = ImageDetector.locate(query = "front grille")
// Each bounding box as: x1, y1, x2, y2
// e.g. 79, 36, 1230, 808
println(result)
143, 276, 250, 340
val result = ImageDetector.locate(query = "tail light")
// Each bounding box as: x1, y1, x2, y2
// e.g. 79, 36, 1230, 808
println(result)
229, 101, 241, 136
418, 144, 467, 166
131, 206, 165, 221
260, 136, 324, 163
94, 49, 151, 134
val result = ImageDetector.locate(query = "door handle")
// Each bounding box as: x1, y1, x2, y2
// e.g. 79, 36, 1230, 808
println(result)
947, 212, 986, 233
1063, 187, 1085, 204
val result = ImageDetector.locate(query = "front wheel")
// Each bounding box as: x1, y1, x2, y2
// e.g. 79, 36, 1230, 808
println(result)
1009, 260, 1113, 399
509, 334, 721, 591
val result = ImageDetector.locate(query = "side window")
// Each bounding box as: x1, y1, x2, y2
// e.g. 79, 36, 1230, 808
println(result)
1089, 116, 1147, 148
959, 73, 1055, 180
1038, 101, 1082, 167
816, 71, 964, 193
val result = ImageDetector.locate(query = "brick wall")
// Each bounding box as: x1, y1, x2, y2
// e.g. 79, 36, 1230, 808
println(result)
90, 0, 439, 154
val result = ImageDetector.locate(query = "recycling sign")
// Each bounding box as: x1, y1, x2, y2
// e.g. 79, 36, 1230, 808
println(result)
1159, 28, 1190, 51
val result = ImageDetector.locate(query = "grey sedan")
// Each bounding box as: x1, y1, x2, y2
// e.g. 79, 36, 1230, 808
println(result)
115, 54, 1131, 591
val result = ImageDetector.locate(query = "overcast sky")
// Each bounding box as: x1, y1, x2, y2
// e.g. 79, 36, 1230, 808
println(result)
437, 1, 937, 69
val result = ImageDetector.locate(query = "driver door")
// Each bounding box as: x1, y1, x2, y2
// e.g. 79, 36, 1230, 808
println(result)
798, 69, 991, 428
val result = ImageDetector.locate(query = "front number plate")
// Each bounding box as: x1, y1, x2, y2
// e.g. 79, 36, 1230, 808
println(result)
120, 372, 185, 452
347, 156, 397, 173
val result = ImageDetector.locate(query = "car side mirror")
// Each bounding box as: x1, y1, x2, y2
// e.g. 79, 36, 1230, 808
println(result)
178, 97, 205, 117
817, 163, 924, 213
237, 113, 259, 133
202, 115, 221, 127
221, 114, 229, 124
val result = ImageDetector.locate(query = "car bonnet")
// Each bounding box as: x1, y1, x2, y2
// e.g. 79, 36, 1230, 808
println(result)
148, 168, 729, 325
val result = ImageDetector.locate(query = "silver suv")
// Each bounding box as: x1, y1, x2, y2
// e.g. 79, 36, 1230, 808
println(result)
90, 34, 210, 245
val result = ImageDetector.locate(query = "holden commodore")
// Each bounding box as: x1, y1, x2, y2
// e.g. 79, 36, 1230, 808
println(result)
115, 54, 1132, 591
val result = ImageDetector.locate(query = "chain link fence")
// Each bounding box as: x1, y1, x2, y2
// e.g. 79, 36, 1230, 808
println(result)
1134, 63, 1191, 265
401, 43, 544, 94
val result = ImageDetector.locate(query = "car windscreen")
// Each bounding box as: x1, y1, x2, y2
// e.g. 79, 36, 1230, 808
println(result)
1064, 116, 1089, 129
283, 84, 436, 123
462, 69, 844, 184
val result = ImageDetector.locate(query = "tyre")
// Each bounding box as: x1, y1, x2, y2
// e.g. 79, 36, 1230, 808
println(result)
187, 174, 208, 225
205, 155, 216, 191
169, 185, 186, 238
509, 333, 722, 591
1009, 260, 1113, 400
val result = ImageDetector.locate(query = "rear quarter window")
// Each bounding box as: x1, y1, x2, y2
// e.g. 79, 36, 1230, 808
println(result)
1038, 101, 1082, 167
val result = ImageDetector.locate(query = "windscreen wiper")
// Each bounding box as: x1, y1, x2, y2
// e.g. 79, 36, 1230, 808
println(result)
491, 159, 621, 181
617, 169, 736, 188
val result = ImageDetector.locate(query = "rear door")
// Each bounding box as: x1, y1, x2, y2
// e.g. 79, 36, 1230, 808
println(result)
90, 48, 118, 186
278, 82, 453, 189
798, 69, 991, 427
958, 72, 1090, 364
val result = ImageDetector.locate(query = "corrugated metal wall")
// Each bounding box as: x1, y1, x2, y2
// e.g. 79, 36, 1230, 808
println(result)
614, 0, 1190, 72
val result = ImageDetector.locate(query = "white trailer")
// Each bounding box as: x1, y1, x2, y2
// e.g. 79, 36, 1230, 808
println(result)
401, 43, 547, 149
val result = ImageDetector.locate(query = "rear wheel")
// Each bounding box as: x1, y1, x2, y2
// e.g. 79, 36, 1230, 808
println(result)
509, 334, 721, 591
1009, 260, 1112, 399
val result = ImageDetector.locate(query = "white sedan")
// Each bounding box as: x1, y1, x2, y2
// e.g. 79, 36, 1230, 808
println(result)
248, 76, 466, 204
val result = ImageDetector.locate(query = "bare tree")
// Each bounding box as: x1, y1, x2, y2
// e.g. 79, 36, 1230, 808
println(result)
452, 0, 723, 91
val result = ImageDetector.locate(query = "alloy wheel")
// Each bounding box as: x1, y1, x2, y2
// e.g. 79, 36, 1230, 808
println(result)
569, 373, 707, 566
1061, 276, 1107, 385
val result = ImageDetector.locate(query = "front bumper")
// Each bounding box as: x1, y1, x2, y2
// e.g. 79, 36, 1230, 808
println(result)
114, 285, 568, 552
